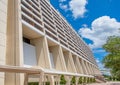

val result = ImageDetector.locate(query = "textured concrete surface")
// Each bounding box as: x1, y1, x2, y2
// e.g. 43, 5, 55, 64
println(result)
87, 82, 120, 85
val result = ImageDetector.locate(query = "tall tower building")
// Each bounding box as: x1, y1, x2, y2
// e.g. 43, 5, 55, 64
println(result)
0, 0, 103, 85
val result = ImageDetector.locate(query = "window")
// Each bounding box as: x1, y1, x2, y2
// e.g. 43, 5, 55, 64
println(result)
50, 52, 55, 69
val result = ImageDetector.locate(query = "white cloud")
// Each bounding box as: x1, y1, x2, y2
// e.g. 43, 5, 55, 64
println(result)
96, 58, 100, 63
59, 0, 87, 18
82, 24, 88, 28
96, 58, 105, 70
59, 0, 66, 2
93, 49, 106, 53
69, 0, 87, 18
59, 3, 68, 11
79, 16, 120, 49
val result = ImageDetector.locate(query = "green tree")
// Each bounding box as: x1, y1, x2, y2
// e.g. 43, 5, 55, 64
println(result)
103, 36, 120, 80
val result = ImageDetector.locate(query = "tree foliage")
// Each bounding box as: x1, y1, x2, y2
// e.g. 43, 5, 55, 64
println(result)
102, 36, 120, 80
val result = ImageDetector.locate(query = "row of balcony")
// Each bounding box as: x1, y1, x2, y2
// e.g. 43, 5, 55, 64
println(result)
23, 36, 98, 75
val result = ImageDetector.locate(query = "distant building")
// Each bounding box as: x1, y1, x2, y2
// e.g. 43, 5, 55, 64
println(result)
0, 0, 102, 84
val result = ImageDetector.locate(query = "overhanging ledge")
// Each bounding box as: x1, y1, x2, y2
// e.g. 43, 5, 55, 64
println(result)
0, 65, 42, 74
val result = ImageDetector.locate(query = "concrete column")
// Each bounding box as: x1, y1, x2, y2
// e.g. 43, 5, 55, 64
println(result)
39, 72, 44, 85
48, 76, 55, 85
0, 0, 8, 84
5, 0, 24, 85
75, 77, 79, 85
55, 75, 60, 85
24, 73, 29, 85
65, 76, 71, 85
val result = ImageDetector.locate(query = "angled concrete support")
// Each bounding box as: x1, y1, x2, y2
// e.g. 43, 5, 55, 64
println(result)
63, 52, 76, 73
69, 53, 77, 73
31, 37, 51, 69
49, 45, 66, 71
76, 57, 84, 74
81, 60, 88, 75
59, 46, 67, 72
85, 62, 91, 75
89, 64, 93, 75
79, 59, 86, 74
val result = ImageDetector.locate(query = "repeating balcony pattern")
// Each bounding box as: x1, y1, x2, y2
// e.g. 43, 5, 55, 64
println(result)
21, 0, 96, 65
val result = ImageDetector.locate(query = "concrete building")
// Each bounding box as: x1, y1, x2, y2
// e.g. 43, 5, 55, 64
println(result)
0, 0, 102, 85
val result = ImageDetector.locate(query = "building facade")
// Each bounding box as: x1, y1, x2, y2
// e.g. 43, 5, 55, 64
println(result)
0, 0, 102, 85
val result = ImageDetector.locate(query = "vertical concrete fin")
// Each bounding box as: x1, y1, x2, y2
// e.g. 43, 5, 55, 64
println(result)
5, 0, 24, 85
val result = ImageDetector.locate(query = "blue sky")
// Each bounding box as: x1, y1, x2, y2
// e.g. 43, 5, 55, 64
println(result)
50, 0, 120, 71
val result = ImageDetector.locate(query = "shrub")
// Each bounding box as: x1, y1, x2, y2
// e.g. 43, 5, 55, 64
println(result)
88, 77, 93, 83
86, 77, 90, 83
92, 78, 96, 83
28, 82, 38, 85
28, 82, 50, 85
45, 82, 50, 85
83, 77, 86, 83
60, 75, 66, 84
71, 76, 76, 85
78, 77, 83, 84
